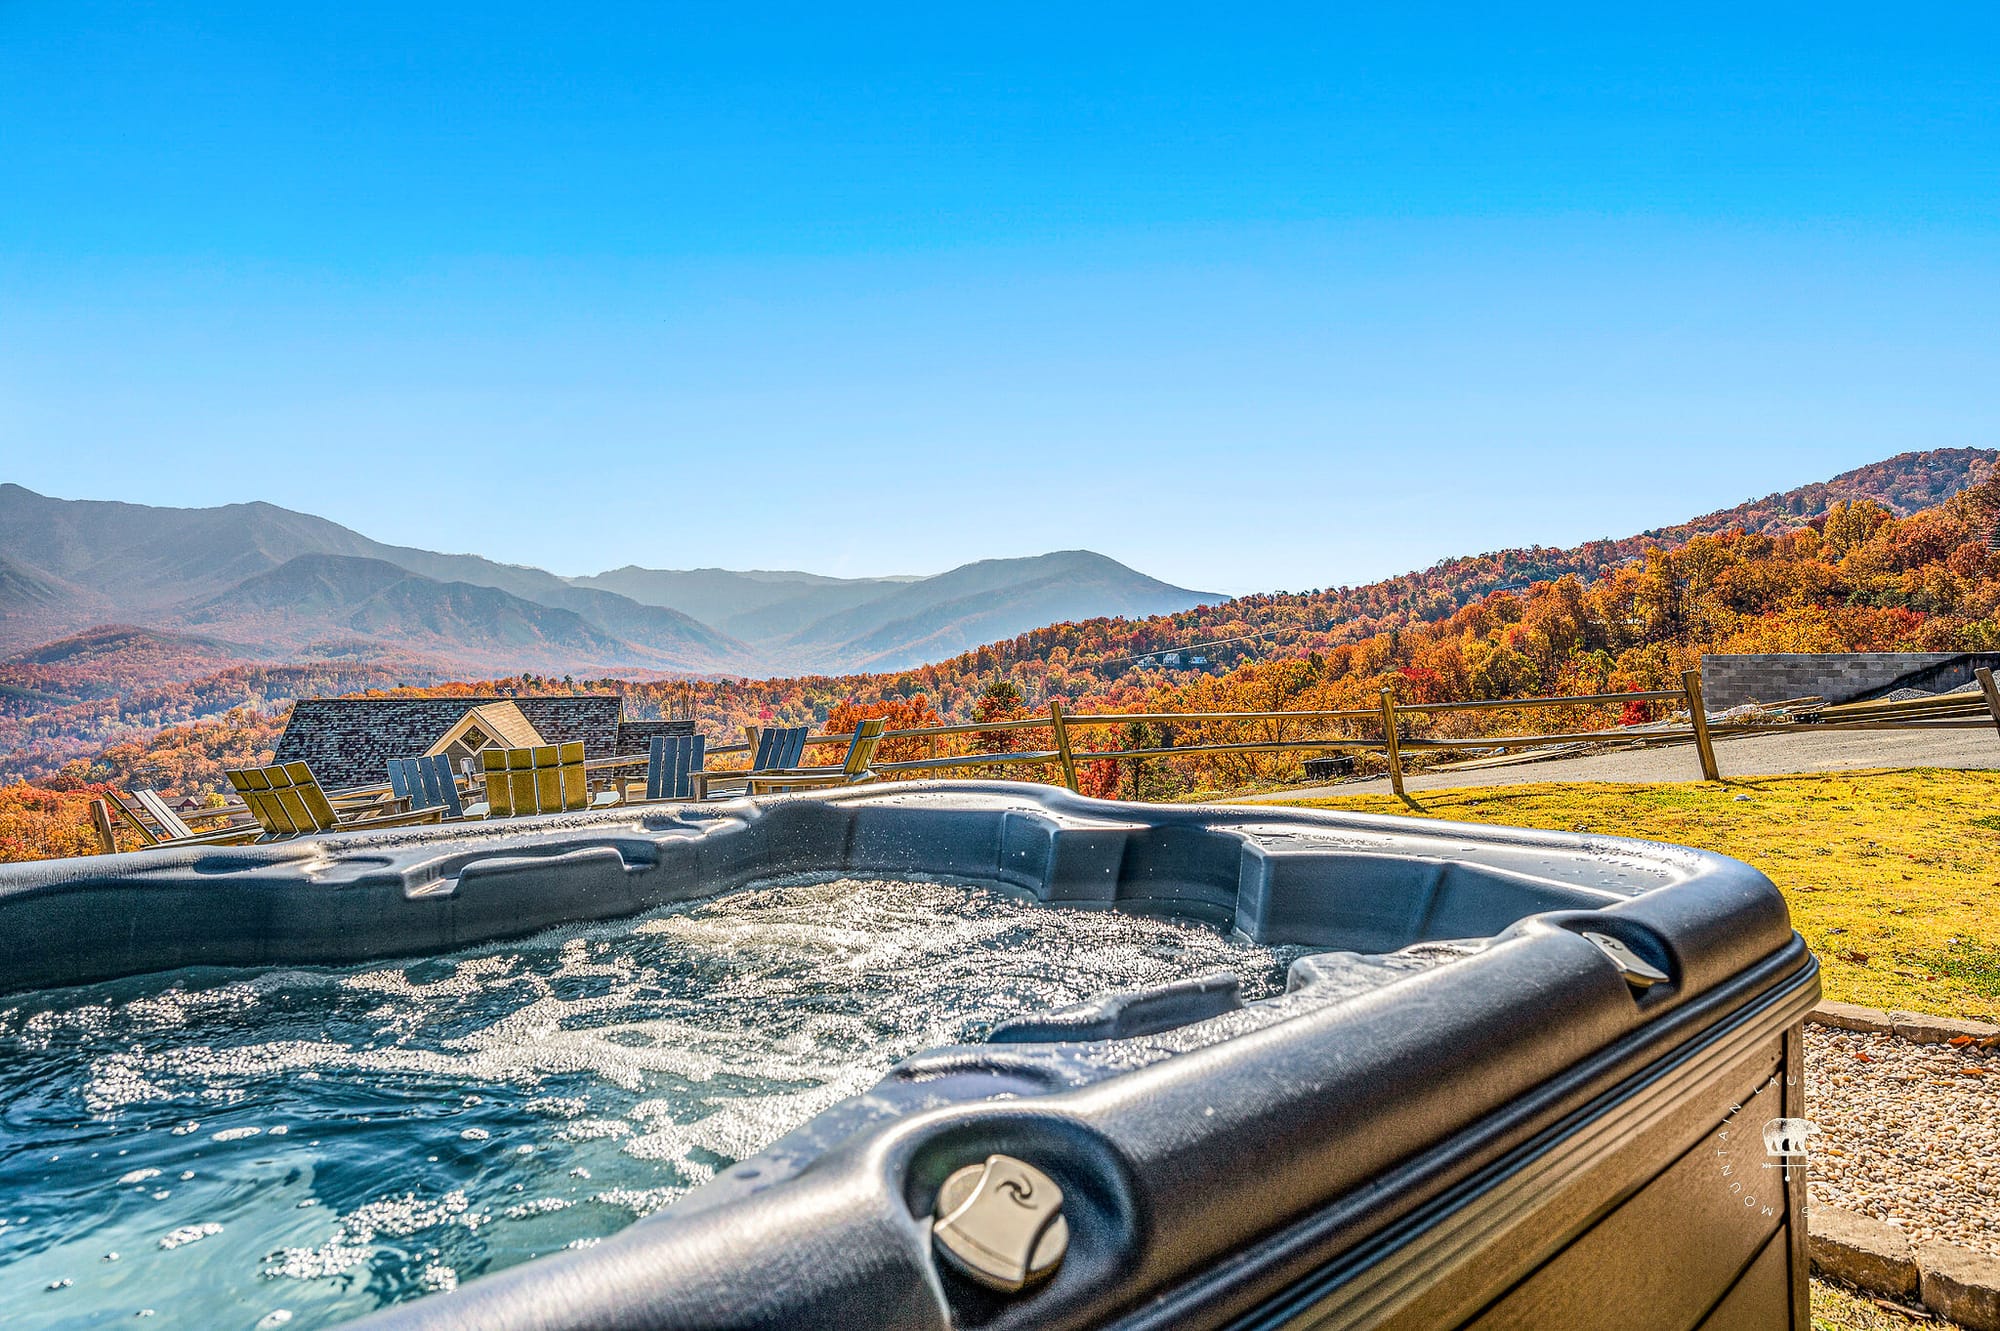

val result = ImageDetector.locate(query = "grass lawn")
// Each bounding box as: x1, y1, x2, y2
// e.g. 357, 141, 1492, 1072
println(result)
1258, 767, 2000, 1022
1810, 1277, 1937, 1328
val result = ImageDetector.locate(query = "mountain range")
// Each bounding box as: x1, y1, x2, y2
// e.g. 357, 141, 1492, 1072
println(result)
0, 484, 1220, 677
5, 449, 1995, 685
4, 447, 1995, 791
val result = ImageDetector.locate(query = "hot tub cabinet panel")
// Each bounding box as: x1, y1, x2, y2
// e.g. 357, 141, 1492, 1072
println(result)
0, 782, 1818, 1330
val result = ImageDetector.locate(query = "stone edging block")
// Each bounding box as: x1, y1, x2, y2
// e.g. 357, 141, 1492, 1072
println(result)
1891, 1010, 2000, 1045
1811, 1207, 2000, 1330
1809, 1206, 1920, 1299
1809, 1001, 1894, 1034
1805, 1002, 1999, 1045
1918, 1239, 2000, 1331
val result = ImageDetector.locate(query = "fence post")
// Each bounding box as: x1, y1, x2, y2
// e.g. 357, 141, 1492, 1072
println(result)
1049, 700, 1080, 792
1681, 668, 1721, 781
1378, 688, 1406, 799
88, 798, 120, 856
1977, 667, 2000, 738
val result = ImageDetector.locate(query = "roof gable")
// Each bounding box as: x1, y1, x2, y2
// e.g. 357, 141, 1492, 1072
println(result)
425, 702, 545, 757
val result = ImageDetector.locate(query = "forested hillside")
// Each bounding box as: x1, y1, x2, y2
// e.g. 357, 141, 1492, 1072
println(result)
610, 477, 2000, 766
1643, 447, 1996, 537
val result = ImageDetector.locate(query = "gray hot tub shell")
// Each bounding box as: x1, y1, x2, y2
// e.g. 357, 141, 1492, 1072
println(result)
0, 782, 1819, 1330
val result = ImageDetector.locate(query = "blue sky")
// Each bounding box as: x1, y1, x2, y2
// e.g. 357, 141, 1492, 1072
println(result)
3, 5, 1995, 595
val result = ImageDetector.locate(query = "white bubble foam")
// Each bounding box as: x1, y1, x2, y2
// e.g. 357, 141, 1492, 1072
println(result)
267, 1190, 470, 1280
158, 1223, 222, 1250
556, 1118, 630, 1141
502, 1197, 573, 1220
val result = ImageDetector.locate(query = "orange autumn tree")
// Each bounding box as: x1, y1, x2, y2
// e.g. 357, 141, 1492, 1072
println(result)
0, 776, 134, 863
825, 694, 945, 763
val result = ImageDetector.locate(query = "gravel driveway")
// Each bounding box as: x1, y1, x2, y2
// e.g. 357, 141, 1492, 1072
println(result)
1237, 724, 2000, 801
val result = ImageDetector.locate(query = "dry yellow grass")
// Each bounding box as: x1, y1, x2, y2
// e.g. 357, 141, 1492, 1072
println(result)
1810, 1277, 1940, 1329
1266, 768, 2000, 1022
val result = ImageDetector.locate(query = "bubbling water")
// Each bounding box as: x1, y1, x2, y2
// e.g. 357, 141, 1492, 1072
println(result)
0, 877, 1297, 1329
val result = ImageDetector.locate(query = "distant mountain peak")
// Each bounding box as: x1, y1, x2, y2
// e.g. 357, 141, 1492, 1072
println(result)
0, 485, 1214, 677
566, 549, 1219, 673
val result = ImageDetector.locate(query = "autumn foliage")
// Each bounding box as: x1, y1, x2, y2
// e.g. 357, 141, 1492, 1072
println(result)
824, 694, 945, 763
0, 774, 138, 863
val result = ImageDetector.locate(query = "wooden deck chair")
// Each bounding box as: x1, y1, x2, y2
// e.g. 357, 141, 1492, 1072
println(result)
697, 724, 811, 798
762, 725, 812, 770
746, 717, 889, 794
627, 733, 707, 803
130, 788, 194, 841
478, 741, 620, 818
389, 755, 465, 817
110, 789, 259, 847
226, 762, 444, 841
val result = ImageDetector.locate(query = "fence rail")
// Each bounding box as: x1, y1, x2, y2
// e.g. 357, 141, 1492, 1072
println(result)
705, 667, 2000, 797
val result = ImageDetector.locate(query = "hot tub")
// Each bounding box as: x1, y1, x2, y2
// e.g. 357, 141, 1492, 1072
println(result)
0, 782, 1818, 1330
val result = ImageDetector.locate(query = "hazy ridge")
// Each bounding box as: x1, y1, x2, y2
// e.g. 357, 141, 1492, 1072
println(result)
0, 484, 1218, 677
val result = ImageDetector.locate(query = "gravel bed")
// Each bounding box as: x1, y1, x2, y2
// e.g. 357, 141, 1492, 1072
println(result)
1806, 1024, 2000, 1258
1872, 680, 1985, 703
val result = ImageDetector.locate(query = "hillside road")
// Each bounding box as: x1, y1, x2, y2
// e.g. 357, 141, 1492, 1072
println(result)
1230, 724, 2000, 802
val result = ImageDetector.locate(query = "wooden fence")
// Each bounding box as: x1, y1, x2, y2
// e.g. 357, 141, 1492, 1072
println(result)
676, 663, 2000, 799
99, 667, 2000, 851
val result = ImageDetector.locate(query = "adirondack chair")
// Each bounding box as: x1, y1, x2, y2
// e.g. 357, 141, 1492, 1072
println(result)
109, 788, 259, 847
745, 717, 889, 794
625, 733, 708, 803
226, 762, 445, 841
696, 725, 811, 798
477, 742, 621, 818
129, 788, 194, 841
388, 754, 466, 818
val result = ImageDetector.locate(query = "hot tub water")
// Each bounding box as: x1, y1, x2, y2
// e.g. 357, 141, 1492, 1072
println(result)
1, 877, 1299, 1330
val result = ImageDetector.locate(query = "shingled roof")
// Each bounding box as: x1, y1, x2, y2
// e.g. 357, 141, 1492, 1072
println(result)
274, 695, 627, 790
611, 718, 698, 760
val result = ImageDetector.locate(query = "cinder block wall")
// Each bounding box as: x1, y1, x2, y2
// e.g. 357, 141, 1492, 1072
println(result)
1700, 653, 2000, 709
